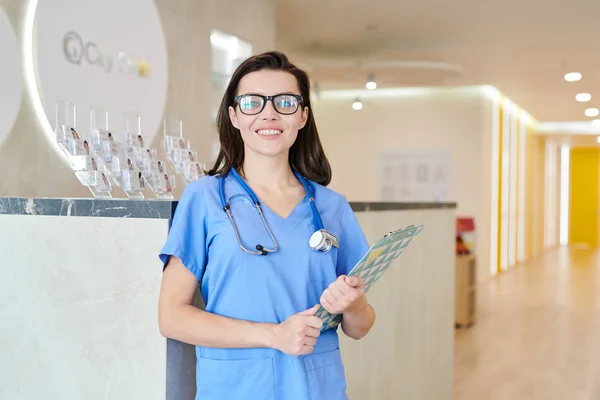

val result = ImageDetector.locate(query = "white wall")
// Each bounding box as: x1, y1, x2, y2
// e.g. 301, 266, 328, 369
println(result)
312, 88, 495, 281
0, 214, 169, 399
544, 140, 562, 249
480, 92, 497, 281
0, 0, 275, 198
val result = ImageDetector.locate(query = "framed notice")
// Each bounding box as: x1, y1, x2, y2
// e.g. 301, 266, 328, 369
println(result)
380, 150, 452, 202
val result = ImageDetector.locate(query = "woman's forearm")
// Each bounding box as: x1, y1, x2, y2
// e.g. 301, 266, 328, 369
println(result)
159, 259, 326, 354
340, 298, 376, 340
159, 304, 276, 349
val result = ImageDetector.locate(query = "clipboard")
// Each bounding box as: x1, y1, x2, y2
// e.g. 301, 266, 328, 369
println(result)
315, 224, 425, 332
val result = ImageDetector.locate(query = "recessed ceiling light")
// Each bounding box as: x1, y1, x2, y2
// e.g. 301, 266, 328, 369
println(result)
366, 73, 377, 90
352, 99, 363, 110
565, 72, 582, 82
585, 108, 599, 117
576, 93, 592, 102
596, 136, 600, 144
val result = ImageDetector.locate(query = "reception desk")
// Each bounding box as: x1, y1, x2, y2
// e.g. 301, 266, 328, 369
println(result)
0, 196, 456, 400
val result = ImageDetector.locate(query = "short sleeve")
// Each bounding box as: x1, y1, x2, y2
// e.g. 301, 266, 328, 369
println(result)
336, 200, 370, 276
158, 183, 208, 282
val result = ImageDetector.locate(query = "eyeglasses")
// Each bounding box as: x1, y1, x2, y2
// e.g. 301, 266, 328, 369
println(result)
234, 93, 303, 115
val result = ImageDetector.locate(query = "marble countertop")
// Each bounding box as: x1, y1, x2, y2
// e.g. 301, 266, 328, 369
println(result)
0, 197, 456, 219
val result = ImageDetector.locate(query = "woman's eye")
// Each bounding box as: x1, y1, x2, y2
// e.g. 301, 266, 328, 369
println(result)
242, 101, 260, 108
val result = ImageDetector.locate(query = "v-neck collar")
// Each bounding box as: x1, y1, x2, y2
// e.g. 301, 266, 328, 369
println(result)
226, 171, 313, 225
260, 193, 311, 223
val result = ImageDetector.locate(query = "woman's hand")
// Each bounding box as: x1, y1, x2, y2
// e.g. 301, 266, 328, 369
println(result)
320, 275, 368, 315
320, 275, 376, 340
270, 304, 323, 356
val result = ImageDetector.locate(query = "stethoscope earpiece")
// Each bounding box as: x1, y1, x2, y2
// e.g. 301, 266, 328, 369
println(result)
256, 244, 268, 256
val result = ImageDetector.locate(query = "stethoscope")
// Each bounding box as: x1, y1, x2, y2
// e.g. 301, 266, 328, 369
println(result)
218, 167, 339, 255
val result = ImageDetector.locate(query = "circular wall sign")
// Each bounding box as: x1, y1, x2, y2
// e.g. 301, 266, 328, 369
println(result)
32, 0, 168, 145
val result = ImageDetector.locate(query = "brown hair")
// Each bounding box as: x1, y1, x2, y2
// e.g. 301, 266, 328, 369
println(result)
206, 51, 332, 186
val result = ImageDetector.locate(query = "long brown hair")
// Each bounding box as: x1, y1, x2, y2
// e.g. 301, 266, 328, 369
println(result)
206, 51, 332, 186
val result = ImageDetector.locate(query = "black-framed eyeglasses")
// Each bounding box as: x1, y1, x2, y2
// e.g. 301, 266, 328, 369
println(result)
234, 93, 303, 115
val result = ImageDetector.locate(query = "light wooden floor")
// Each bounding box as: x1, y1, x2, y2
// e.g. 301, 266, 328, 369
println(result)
454, 247, 600, 400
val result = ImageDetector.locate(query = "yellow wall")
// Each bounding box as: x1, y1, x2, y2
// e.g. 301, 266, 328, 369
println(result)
569, 148, 600, 248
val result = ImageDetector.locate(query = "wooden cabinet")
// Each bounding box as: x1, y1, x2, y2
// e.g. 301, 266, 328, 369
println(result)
455, 255, 476, 328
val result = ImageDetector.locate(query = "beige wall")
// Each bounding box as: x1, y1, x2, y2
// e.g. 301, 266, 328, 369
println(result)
532, 136, 546, 257
343, 208, 455, 399
0, 0, 275, 198
312, 90, 486, 206
312, 88, 495, 281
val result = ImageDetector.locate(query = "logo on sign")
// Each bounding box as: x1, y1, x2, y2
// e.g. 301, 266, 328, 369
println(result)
62, 30, 152, 78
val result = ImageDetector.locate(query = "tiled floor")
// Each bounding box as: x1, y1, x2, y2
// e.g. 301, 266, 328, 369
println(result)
454, 247, 600, 400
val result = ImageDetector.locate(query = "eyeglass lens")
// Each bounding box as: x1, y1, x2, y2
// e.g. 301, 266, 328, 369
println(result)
238, 95, 300, 115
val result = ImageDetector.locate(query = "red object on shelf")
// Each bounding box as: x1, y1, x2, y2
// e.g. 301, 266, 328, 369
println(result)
456, 217, 475, 233
456, 217, 476, 255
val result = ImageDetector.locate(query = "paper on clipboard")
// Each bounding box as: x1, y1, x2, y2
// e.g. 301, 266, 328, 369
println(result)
315, 224, 425, 332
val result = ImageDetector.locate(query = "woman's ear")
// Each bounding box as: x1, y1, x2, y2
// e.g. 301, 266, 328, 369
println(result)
228, 106, 240, 130
299, 106, 309, 129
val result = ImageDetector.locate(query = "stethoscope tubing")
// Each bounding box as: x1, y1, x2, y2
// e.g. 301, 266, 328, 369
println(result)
218, 167, 327, 255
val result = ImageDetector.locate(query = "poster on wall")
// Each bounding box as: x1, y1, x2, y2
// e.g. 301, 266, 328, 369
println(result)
379, 150, 453, 202
0, 7, 23, 148
31, 0, 168, 146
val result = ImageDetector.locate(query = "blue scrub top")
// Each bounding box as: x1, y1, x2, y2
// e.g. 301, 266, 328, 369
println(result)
159, 172, 370, 400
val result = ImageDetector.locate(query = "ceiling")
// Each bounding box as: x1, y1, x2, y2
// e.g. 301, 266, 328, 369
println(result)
275, 0, 600, 124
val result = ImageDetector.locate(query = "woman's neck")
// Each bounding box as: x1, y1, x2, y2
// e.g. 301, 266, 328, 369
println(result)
240, 151, 297, 190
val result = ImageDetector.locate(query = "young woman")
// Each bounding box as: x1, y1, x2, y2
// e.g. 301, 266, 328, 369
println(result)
158, 51, 376, 399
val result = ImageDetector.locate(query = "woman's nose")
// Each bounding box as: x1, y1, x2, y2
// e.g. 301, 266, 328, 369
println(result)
260, 100, 279, 119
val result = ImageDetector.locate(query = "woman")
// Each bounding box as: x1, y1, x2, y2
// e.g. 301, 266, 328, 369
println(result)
158, 51, 376, 399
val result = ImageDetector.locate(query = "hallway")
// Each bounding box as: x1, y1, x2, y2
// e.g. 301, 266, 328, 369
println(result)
454, 247, 600, 400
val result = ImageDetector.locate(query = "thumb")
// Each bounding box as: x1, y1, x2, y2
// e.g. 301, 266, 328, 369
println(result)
298, 304, 320, 316
345, 276, 360, 287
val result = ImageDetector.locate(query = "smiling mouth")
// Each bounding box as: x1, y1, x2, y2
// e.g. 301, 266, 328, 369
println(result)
256, 129, 282, 136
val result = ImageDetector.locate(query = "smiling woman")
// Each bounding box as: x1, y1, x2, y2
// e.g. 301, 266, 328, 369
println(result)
227, 71, 311, 170
158, 51, 377, 399
208, 52, 332, 185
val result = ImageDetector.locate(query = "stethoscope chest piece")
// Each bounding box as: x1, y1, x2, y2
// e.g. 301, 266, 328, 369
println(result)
309, 229, 339, 252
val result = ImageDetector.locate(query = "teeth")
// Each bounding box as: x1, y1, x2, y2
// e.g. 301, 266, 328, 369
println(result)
257, 129, 282, 136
